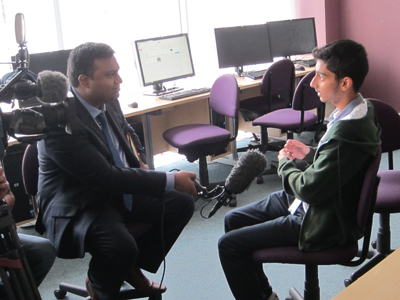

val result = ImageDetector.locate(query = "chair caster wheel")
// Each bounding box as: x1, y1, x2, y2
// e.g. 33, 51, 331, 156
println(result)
229, 198, 237, 207
256, 176, 264, 184
371, 240, 377, 249
54, 289, 67, 299
149, 294, 162, 300
344, 278, 353, 287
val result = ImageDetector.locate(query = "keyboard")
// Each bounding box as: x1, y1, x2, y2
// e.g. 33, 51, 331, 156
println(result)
159, 87, 211, 100
297, 58, 316, 67
242, 69, 267, 80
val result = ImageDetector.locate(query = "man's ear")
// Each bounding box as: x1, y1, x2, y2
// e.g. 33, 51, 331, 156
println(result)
341, 76, 353, 92
78, 74, 90, 89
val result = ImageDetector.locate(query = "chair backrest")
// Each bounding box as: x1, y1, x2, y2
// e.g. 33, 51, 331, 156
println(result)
292, 70, 321, 111
209, 74, 240, 139
368, 99, 400, 154
357, 148, 382, 230
209, 74, 239, 119
260, 58, 294, 102
22, 142, 39, 197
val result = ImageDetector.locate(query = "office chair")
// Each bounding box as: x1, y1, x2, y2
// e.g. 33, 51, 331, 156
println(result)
252, 149, 381, 300
345, 98, 400, 285
21, 143, 162, 300
251, 70, 325, 183
238, 58, 295, 150
163, 74, 239, 188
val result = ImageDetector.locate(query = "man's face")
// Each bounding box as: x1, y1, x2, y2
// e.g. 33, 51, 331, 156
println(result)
310, 59, 342, 105
86, 56, 122, 106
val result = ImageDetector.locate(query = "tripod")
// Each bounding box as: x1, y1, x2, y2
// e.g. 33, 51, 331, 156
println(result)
0, 205, 41, 300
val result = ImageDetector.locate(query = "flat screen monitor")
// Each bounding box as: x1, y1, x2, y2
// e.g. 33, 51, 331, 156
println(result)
134, 33, 195, 95
267, 17, 317, 58
214, 24, 273, 76
12, 49, 71, 107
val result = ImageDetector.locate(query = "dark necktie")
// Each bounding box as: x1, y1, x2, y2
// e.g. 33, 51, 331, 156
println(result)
97, 112, 133, 211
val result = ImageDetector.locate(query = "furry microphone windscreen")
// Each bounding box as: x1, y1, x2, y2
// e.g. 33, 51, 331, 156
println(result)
37, 70, 68, 104
225, 149, 268, 194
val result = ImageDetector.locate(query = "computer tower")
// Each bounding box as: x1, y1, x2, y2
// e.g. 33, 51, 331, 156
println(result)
2, 144, 36, 224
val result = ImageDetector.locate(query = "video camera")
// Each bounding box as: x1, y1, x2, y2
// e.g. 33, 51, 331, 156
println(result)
0, 13, 76, 160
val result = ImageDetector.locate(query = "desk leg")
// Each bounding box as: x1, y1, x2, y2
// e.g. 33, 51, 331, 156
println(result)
142, 113, 155, 170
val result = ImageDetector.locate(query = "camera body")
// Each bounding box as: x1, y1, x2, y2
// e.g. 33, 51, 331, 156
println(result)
0, 19, 74, 160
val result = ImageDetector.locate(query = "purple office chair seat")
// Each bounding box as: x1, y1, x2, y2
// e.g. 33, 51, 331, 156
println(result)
163, 74, 239, 187
21, 143, 161, 300
347, 99, 400, 284
253, 148, 381, 300
253, 108, 318, 131
163, 124, 231, 149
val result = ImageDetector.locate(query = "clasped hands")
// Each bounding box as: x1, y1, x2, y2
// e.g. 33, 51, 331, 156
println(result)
278, 139, 310, 161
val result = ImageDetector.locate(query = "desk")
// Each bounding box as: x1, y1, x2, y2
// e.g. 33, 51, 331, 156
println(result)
121, 67, 315, 170
332, 247, 400, 299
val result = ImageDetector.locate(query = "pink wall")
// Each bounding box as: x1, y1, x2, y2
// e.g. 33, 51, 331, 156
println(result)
297, 0, 400, 111
340, 0, 400, 111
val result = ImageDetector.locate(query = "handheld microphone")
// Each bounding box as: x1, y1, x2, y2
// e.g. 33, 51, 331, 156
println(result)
37, 70, 69, 104
208, 150, 268, 218
15, 13, 26, 46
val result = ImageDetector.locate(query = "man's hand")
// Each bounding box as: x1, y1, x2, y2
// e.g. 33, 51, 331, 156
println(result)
139, 161, 149, 170
174, 171, 198, 199
278, 139, 311, 161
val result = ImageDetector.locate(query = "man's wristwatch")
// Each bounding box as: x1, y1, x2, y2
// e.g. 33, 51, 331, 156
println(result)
1, 198, 7, 206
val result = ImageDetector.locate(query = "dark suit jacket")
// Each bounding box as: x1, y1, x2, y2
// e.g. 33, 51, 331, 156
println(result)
35, 93, 167, 258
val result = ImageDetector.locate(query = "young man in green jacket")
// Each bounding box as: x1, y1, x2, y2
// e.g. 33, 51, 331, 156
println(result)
218, 39, 381, 300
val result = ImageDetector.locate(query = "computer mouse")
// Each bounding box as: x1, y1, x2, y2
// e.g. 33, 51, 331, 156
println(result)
295, 65, 305, 71
129, 102, 138, 108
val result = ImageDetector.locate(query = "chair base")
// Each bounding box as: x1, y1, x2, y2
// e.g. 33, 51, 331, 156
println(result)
345, 212, 395, 286
54, 282, 163, 300
283, 265, 321, 300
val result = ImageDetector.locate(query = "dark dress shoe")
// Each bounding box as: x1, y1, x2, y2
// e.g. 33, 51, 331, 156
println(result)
85, 277, 100, 300
126, 267, 167, 296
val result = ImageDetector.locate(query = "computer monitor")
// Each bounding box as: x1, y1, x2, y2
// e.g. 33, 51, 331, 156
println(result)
12, 49, 71, 107
134, 33, 195, 96
267, 17, 317, 58
214, 24, 273, 76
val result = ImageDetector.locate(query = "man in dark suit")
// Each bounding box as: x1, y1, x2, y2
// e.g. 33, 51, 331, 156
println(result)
35, 42, 197, 300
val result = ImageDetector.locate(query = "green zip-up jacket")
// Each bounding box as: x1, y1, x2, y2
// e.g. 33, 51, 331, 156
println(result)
278, 100, 381, 252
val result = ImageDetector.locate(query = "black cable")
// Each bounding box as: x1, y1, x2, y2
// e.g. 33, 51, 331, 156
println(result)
157, 191, 167, 295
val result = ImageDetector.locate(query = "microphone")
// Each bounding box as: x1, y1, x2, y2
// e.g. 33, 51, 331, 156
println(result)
37, 70, 69, 104
208, 150, 268, 218
15, 13, 26, 46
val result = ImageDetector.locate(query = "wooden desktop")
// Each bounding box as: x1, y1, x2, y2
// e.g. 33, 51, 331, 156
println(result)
332, 247, 400, 299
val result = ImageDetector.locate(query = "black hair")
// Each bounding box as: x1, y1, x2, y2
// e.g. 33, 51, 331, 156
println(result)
312, 39, 369, 92
67, 42, 115, 87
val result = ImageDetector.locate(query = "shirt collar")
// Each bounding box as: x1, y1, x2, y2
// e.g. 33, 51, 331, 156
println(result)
71, 86, 105, 119
329, 93, 364, 124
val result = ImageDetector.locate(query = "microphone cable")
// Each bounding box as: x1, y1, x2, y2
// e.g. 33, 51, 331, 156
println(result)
157, 190, 167, 296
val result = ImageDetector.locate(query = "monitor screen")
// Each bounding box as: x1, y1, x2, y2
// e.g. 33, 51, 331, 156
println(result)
134, 33, 195, 95
13, 49, 72, 108
28, 49, 72, 76
267, 17, 317, 58
214, 24, 273, 74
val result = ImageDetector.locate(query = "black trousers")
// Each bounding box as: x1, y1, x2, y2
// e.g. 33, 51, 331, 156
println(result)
218, 190, 305, 300
85, 190, 194, 300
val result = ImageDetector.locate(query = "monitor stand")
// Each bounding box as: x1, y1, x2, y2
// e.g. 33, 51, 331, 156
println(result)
235, 66, 244, 77
143, 82, 183, 96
